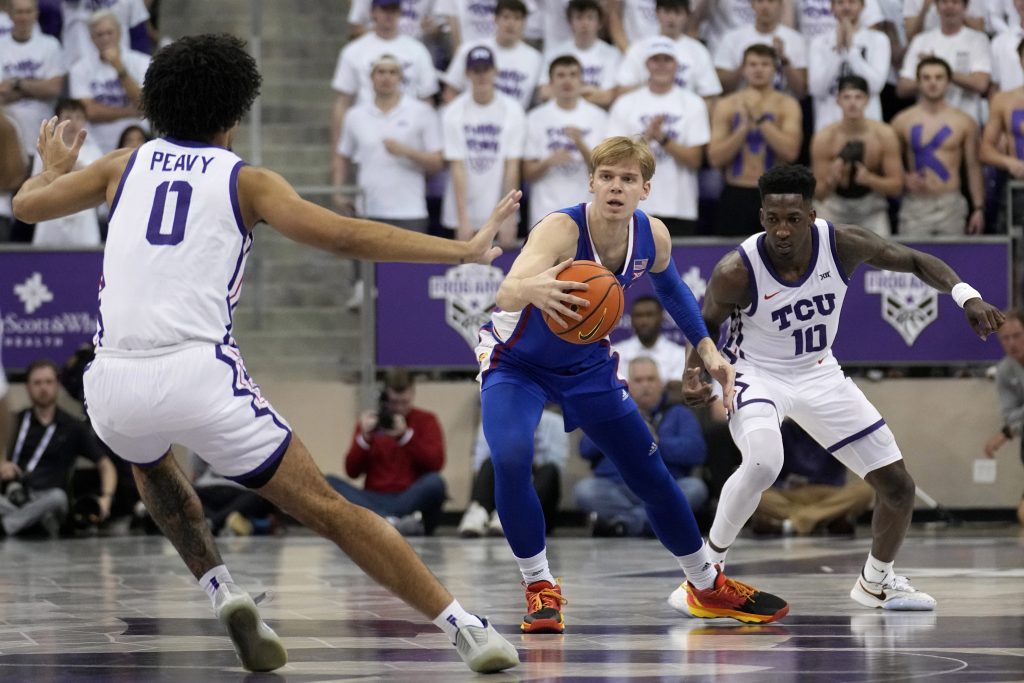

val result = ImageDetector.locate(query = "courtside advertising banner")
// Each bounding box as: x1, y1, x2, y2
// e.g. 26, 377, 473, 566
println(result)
0, 250, 103, 371
376, 239, 1010, 367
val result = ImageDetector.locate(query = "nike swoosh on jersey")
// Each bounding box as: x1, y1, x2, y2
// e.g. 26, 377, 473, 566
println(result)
764, 291, 782, 300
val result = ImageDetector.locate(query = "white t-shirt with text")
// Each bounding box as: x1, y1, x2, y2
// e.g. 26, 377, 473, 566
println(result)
444, 39, 542, 110
616, 34, 722, 96
68, 49, 150, 153
0, 30, 66, 154
331, 32, 439, 103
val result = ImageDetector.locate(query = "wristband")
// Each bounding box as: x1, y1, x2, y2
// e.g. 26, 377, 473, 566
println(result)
950, 282, 981, 308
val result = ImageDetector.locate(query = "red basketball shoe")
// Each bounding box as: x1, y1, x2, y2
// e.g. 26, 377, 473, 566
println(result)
520, 580, 567, 633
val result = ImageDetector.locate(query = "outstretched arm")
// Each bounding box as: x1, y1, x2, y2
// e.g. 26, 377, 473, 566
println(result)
835, 224, 1005, 338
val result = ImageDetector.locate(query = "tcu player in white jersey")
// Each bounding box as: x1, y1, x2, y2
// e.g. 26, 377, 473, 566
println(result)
12, 35, 520, 675
676, 165, 1003, 613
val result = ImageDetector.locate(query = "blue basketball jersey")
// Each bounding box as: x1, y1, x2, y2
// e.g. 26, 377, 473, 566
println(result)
476, 202, 657, 377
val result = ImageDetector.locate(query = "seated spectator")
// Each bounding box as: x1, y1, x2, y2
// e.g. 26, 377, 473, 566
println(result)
708, 44, 801, 236
806, 0, 889, 132
68, 10, 150, 154
117, 123, 149, 149
459, 405, 567, 537
810, 75, 903, 236
750, 419, 875, 536
714, 0, 808, 98
891, 56, 983, 236
62, 0, 151, 66
442, 0, 542, 111
614, 0, 722, 105
30, 98, 103, 246
441, 45, 524, 246
192, 454, 282, 536
897, 0, 989, 123
524, 55, 607, 229
329, 0, 438, 151
982, 310, 1024, 526
0, 0, 66, 156
539, 0, 620, 108
614, 295, 686, 389
607, 37, 709, 236
326, 369, 446, 536
575, 357, 708, 536
0, 359, 117, 538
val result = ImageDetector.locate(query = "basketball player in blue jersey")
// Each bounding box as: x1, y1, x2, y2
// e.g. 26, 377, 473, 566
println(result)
12, 35, 520, 674
676, 164, 1004, 613
476, 136, 789, 634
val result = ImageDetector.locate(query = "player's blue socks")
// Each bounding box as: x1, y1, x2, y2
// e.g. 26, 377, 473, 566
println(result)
581, 412, 704, 556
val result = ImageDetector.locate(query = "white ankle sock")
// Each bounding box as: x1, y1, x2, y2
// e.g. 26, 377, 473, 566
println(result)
863, 553, 894, 584
705, 537, 729, 568
432, 599, 483, 643
514, 548, 556, 586
677, 542, 718, 590
199, 565, 234, 605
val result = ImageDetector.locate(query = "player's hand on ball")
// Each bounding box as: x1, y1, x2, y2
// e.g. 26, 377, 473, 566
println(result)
37, 116, 85, 175
530, 258, 589, 329
964, 299, 1004, 340
467, 189, 522, 264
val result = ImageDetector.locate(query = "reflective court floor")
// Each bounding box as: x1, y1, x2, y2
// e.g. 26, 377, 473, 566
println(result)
1, 528, 1022, 682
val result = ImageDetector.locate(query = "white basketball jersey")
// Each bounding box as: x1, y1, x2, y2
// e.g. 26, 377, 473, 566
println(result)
96, 139, 252, 352
724, 219, 848, 370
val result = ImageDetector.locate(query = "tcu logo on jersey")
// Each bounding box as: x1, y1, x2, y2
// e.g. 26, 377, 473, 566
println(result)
770, 293, 837, 331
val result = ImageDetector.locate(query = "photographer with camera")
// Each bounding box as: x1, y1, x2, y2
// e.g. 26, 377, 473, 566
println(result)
326, 369, 447, 536
1, 359, 117, 538
811, 75, 903, 236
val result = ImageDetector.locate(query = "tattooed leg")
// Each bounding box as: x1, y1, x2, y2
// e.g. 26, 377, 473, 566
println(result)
133, 452, 223, 579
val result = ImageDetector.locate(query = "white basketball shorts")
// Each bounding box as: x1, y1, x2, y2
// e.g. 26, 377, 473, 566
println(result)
728, 360, 902, 478
84, 343, 292, 487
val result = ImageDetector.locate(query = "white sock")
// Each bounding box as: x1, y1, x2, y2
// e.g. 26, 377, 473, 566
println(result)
199, 565, 235, 605
432, 599, 483, 643
705, 537, 729, 568
863, 553, 894, 584
677, 542, 718, 590
514, 548, 556, 586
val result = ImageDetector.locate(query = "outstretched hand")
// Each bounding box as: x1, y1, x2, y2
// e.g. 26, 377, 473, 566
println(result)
964, 299, 1004, 340
36, 116, 86, 175
465, 189, 521, 265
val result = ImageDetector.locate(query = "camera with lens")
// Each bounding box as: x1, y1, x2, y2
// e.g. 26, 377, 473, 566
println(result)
838, 140, 865, 164
4, 480, 28, 507
376, 390, 395, 432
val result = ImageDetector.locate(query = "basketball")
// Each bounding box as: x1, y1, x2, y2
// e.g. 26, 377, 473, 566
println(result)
543, 260, 624, 344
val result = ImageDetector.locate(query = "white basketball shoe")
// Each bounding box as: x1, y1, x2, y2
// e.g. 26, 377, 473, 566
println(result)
214, 583, 288, 671
850, 573, 936, 611
453, 616, 520, 673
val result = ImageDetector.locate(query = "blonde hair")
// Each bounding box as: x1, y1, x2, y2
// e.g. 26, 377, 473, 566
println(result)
589, 136, 656, 182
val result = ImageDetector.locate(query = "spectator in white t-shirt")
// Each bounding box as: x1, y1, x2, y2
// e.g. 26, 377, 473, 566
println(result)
613, 295, 688, 387
700, 0, 758, 55
795, 0, 885, 42
61, 0, 150, 68
0, 0, 65, 155
524, 55, 608, 228
903, 0, 984, 43
443, 0, 542, 111
436, 0, 539, 50
616, 0, 723, 103
347, 0, 437, 39
68, 10, 149, 154
607, 37, 710, 235
715, 0, 809, 97
30, 98, 103, 246
330, 0, 439, 151
990, 0, 1024, 91
808, 0, 891, 131
442, 46, 525, 247
539, 0, 621, 108
333, 55, 443, 232
897, 0, 990, 121
607, 0, 659, 51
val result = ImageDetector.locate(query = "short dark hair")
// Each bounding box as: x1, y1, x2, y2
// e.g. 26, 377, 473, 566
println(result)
142, 34, 262, 142
55, 97, 85, 117
548, 54, 582, 78
26, 358, 59, 382
495, 0, 528, 16
384, 368, 415, 393
1006, 309, 1024, 327
837, 74, 869, 94
759, 164, 816, 202
566, 0, 603, 22
656, 0, 690, 11
916, 55, 951, 80
743, 43, 777, 63
631, 295, 663, 312
117, 124, 151, 148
